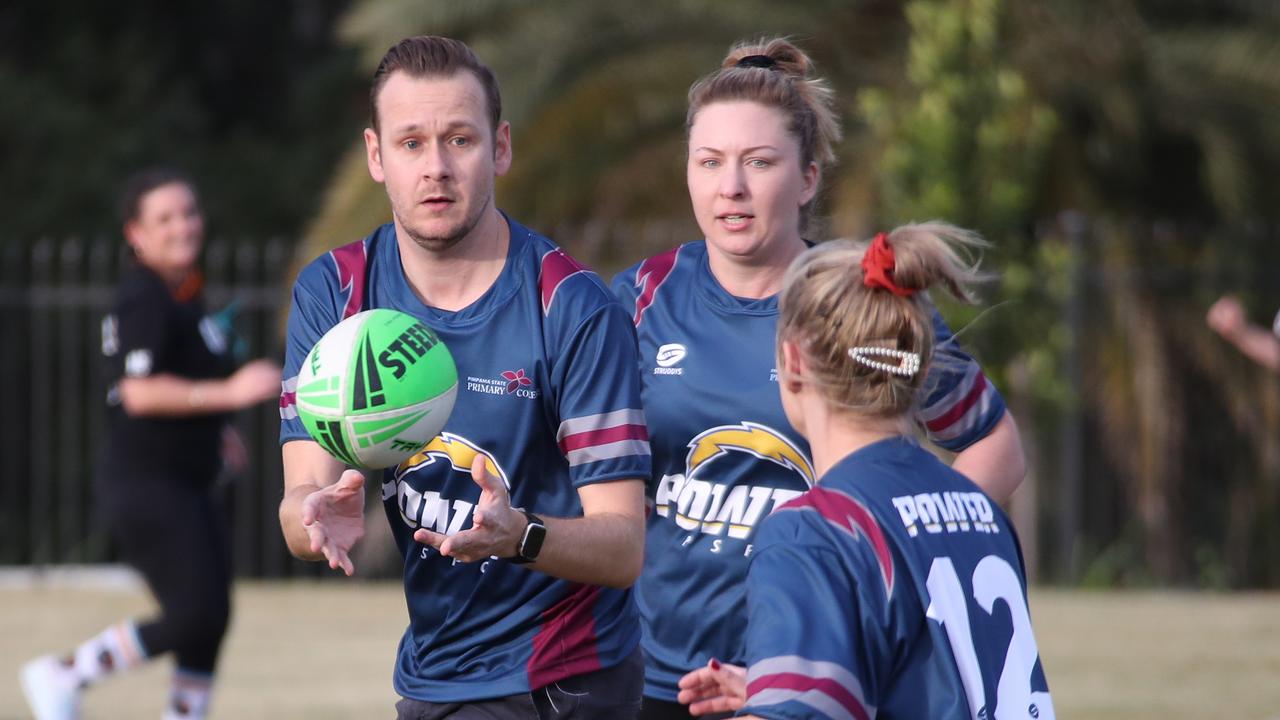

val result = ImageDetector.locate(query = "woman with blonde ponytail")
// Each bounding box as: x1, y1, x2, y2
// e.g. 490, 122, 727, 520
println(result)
610, 38, 1029, 719
676, 225, 1055, 719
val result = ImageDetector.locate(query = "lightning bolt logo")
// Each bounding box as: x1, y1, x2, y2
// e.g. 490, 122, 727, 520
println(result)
395, 432, 509, 490
685, 422, 815, 487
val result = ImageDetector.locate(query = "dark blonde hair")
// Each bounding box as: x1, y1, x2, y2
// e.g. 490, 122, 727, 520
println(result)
369, 36, 502, 134
777, 222, 988, 420
687, 37, 842, 170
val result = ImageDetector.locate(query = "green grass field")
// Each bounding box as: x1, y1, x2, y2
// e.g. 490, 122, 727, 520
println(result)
2, 576, 1278, 719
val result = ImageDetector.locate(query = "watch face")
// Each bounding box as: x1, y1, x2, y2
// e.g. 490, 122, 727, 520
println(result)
521, 519, 546, 561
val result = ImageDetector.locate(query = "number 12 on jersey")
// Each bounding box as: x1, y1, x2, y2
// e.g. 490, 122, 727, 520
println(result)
926, 555, 1055, 720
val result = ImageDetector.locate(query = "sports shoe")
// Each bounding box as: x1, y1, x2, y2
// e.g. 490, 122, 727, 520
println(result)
20, 654, 81, 720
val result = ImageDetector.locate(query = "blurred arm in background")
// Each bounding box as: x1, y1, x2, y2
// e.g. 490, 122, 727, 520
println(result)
1207, 295, 1280, 373
118, 360, 281, 416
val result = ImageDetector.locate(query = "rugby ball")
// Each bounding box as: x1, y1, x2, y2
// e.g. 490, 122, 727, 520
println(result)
296, 309, 457, 468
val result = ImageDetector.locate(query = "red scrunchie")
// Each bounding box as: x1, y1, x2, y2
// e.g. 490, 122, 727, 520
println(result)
861, 232, 914, 296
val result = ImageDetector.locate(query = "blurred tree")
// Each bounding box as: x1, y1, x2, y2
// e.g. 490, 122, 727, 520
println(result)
0, 0, 364, 239
304, 0, 910, 266
853, 0, 1066, 579
856, 0, 1280, 585
1012, 0, 1280, 586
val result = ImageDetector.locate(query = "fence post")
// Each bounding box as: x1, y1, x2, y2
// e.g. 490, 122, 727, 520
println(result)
1, 240, 31, 564
55, 238, 88, 561
85, 236, 117, 560
28, 238, 56, 564
259, 238, 293, 578
231, 239, 263, 577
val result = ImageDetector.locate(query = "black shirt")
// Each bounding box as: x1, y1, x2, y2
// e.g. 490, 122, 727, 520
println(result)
99, 262, 235, 485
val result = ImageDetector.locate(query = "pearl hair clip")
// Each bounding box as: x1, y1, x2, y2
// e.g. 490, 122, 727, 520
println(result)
848, 346, 921, 377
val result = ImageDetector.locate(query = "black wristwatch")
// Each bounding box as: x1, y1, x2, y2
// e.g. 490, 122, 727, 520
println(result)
512, 509, 546, 564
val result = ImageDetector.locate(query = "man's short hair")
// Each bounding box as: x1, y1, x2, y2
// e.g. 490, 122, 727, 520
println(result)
369, 36, 502, 135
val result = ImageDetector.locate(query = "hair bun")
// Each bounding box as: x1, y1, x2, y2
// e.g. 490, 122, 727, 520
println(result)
722, 38, 811, 81
735, 54, 778, 70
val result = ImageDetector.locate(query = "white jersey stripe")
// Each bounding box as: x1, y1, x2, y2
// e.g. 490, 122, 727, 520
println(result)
280, 375, 300, 420
917, 360, 979, 423
556, 408, 646, 443
748, 655, 872, 712
926, 392, 992, 442
564, 439, 651, 467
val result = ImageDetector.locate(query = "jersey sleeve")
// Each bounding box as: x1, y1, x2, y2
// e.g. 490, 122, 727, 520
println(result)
103, 289, 171, 382
549, 300, 651, 488
917, 305, 1008, 452
279, 274, 340, 444
740, 517, 887, 720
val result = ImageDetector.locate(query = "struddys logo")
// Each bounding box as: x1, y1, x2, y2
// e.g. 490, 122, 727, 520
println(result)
654, 422, 815, 551
465, 368, 539, 399
386, 433, 510, 535
653, 343, 686, 376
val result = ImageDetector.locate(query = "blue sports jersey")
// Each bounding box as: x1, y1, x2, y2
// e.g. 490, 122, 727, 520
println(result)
741, 437, 1054, 720
280, 215, 650, 702
610, 241, 1008, 700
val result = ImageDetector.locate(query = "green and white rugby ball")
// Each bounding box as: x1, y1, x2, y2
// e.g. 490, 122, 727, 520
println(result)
296, 309, 457, 469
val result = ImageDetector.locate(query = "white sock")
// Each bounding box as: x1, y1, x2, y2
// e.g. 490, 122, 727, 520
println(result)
72, 620, 147, 684
163, 668, 213, 719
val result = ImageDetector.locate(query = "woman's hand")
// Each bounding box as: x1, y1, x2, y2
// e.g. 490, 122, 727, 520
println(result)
677, 659, 748, 716
228, 359, 282, 407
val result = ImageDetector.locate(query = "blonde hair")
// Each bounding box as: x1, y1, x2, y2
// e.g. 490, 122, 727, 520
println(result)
687, 37, 842, 170
777, 222, 989, 420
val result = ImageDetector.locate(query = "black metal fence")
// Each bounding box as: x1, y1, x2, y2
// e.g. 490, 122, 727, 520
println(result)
5, 226, 1279, 586
0, 236, 330, 578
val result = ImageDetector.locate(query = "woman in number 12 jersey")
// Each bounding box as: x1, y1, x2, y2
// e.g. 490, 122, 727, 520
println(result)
678, 225, 1054, 719
611, 37, 1028, 719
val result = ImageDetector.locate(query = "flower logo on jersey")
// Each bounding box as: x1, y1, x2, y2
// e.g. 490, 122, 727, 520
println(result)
501, 369, 533, 394
386, 433, 509, 534
465, 369, 539, 399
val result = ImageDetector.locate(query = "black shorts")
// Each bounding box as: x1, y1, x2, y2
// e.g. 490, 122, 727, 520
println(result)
395, 647, 643, 720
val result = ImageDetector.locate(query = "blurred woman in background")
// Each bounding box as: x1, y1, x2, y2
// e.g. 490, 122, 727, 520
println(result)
20, 168, 281, 720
